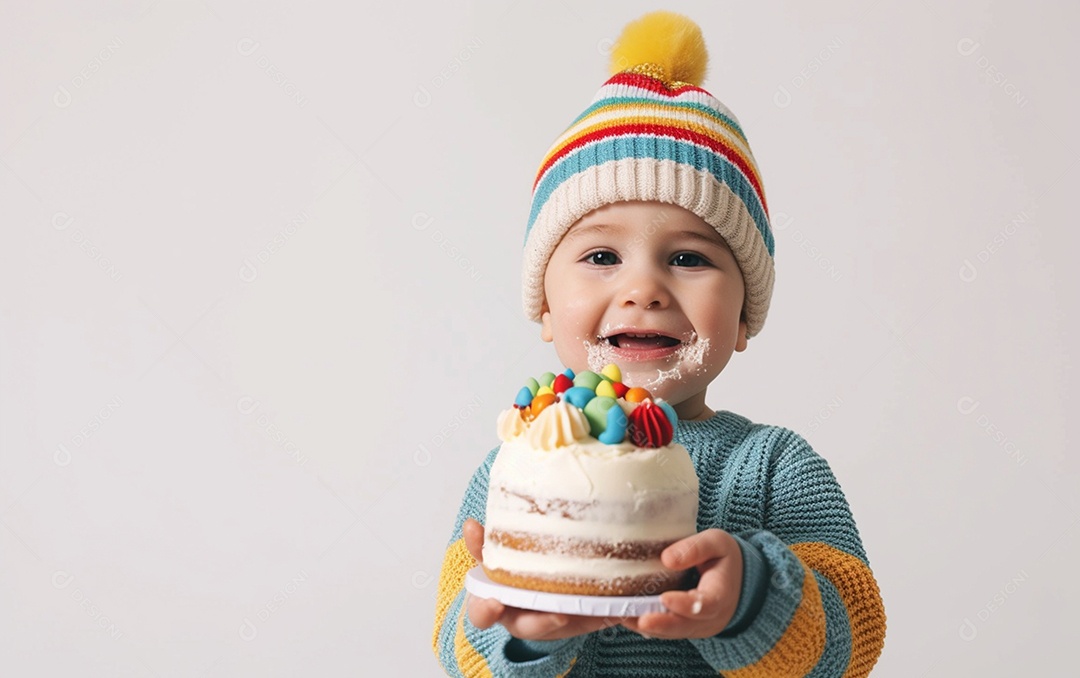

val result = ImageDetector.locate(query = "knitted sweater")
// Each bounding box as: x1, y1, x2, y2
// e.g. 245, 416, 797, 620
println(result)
432, 410, 886, 677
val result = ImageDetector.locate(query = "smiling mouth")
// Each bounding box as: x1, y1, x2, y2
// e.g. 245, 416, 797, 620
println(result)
603, 332, 682, 350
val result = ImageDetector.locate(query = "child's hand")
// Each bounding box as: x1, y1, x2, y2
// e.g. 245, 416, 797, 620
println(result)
463, 518, 612, 640
620, 529, 743, 640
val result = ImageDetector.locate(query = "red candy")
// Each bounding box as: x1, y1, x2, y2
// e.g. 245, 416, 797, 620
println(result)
628, 401, 674, 448
552, 373, 573, 394
612, 381, 629, 398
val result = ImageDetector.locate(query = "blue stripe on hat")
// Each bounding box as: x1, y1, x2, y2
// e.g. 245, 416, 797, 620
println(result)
527, 135, 774, 256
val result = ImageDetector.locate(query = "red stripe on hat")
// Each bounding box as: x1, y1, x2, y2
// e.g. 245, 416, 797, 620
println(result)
605, 71, 710, 97
532, 123, 766, 213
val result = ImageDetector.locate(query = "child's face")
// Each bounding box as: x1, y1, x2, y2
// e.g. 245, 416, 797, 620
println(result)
539, 201, 748, 421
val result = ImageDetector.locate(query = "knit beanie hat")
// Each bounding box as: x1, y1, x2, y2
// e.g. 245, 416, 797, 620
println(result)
522, 11, 775, 338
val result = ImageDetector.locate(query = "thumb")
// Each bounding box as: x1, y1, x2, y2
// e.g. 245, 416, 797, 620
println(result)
463, 518, 485, 564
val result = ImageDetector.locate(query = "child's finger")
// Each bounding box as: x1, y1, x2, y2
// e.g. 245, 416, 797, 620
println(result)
660, 529, 727, 570
622, 611, 691, 639
466, 594, 504, 630
500, 609, 570, 639
658, 588, 720, 620
463, 518, 485, 563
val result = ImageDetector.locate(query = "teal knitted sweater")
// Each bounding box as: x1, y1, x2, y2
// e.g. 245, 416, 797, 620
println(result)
433, 410, 886, 677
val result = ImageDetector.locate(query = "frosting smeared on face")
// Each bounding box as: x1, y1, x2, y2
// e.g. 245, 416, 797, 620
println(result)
584, 332, 710, 391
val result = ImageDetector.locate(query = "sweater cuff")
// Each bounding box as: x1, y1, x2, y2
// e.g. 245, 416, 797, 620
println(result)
720, 533, 769, 635
505, 637, 576, 662
459, 611, 584, 676
688, 531, 819, 672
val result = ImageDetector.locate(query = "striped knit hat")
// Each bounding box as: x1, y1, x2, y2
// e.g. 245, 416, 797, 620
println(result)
522, 11, 775, 338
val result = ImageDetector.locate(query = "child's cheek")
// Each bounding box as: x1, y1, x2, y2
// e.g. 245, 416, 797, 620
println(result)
548, 311, 597, 370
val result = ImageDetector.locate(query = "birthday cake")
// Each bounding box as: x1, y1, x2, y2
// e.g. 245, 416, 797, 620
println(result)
482, 364, 699, 596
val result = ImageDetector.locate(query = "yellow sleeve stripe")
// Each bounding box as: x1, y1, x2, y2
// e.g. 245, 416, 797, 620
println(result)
790, 542, 886, 678
432, 538, 475, 656
725, 559, 826, 678
556, 658, 577, 677
454, 604, 494, 678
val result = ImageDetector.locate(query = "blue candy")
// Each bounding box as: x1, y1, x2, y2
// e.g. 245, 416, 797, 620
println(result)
563, 367, 575, 380
563, 386, 596, 409
514, 386, 534, 408
658, 401, 679, 436
598, 406, 628, 444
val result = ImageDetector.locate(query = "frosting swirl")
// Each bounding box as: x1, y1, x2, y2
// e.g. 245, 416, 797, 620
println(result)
497, 407, 527, 442
525, 401, 590, 451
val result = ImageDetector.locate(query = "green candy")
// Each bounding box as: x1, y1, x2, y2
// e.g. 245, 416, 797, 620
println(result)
525, 377, 539, 396
538, 372, 556, 388
573, 371, 603, 390
583, 396, 618, 437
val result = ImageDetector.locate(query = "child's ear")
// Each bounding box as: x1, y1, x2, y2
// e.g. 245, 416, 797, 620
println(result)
735, 319, 748, 352
540, 308, 554, 343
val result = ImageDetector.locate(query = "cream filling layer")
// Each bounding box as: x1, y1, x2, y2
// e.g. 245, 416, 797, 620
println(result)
483, 543, 670, 580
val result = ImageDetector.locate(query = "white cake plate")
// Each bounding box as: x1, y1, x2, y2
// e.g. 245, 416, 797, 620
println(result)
464, 566, 667, 617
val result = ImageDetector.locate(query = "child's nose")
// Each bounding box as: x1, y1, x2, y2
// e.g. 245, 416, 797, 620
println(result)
618, 268, 671, 310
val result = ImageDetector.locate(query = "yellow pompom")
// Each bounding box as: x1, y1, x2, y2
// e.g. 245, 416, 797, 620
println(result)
609, 11, 708, 86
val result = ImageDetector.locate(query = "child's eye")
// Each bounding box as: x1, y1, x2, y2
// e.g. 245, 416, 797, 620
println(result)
584, 250, 620, 266
671, 252, 710, 267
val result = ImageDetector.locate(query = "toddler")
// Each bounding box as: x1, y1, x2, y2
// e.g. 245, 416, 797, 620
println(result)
432, 11, 886, 677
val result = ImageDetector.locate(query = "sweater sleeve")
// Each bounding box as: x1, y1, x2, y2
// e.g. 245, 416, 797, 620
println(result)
432, 446, 585, 677
688, 427, 886, 677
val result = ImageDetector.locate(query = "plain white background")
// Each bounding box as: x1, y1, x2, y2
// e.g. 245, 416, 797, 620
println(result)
1, 1, 1076, 675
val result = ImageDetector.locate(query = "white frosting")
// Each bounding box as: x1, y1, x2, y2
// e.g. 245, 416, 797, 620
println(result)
496, 408, 526, 441
483, 435, 699, 581
524, 401, 590, 450
490, 437, 697, 501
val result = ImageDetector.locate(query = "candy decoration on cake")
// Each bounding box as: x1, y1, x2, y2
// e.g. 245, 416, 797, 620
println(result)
628, 400, 674, 447
600, 363, 621, 382
598, 406, 628, 445
514, 386, 534, 408
551, 373, 573, 394
503, 364, 677, 447
485, 361, 698, 597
